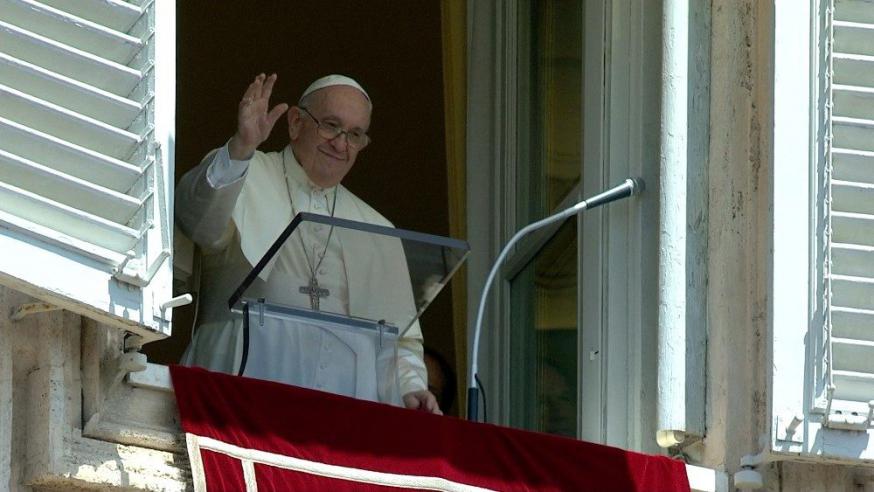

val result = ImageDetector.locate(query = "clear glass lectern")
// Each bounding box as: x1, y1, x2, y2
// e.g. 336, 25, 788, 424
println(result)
227, 212, 469, 406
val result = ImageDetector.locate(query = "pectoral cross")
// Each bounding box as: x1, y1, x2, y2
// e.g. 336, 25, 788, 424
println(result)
299, 276, 330, 310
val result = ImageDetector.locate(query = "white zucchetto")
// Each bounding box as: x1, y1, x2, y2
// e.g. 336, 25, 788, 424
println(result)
299, 74, 370, 103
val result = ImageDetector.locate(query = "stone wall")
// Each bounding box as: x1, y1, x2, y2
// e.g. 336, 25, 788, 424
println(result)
0, 285, 188, 491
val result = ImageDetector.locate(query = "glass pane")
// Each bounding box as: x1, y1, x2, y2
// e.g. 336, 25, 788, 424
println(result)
517, 0, 583, 222
228, 212, 470, 337
221, 212, 469, 405
509, 219, 578, 437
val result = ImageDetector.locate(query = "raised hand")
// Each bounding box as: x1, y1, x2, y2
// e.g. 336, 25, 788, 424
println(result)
228, 73, 289, 160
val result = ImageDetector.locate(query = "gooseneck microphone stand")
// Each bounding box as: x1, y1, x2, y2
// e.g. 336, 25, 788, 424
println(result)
466, 178, 644, 421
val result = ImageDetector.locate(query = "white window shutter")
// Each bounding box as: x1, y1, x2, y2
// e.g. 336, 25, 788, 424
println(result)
826, 0, 874, 409
0, 0, 176, 340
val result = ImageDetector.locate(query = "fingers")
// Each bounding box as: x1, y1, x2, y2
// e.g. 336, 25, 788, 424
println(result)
241, 73, 265, 104
266, 103, 289, 127
241, 73, 278, 103
402, 390, 443, 415
424, 393, 443, 415
260, 73, 279, 101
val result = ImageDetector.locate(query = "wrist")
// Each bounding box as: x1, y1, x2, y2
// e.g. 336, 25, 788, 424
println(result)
228, 135, 256, 161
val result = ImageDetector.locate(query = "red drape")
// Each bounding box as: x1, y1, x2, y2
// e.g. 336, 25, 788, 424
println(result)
171, 365, 690, 492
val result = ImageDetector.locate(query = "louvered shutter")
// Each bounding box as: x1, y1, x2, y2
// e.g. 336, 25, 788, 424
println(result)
0, 0, 176, 340
826, 0, 874, 409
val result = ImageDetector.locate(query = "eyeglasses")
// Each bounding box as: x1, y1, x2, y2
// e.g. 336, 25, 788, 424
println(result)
299, 107, 371, 149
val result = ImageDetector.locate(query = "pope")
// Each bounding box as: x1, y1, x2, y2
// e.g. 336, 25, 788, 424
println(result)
176, 73, 441, 415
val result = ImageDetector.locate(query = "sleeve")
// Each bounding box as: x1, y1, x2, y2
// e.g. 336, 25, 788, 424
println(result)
396, 325, 428, 395
206, 144, 251, 188
175, 144, 250, 251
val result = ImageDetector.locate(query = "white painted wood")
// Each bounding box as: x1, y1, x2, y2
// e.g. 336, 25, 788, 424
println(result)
0, 208, 128, 266
686, 464, 727, 492
0, 149, 142, 223
465, 0, 509, 425
835, 0, 874, 24
578, 0, 605, 443
147, 0, 176, 326
0, 83, 141, 158
824, 0, 874, 413
0, 0, 143, 64
770, 0, 814, 459
656, 0, 692, 444
0, 225, 169, 340
0, 180, 141, 252
0, 52, 142, 128
0, 19, 142, 96
0, 116, 141, 191
0, 0, 176, 336
38, 0, 143, 33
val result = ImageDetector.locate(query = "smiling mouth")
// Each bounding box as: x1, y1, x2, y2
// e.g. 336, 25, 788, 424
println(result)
318, 147, 347, 161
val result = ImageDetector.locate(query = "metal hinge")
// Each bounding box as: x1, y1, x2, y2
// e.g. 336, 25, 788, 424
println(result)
775, 414, 804, 444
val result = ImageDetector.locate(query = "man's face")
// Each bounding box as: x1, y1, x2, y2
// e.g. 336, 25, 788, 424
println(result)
288, 86, 371, 188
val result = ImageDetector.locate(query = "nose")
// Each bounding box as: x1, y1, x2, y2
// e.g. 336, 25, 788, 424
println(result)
329, 131, 349, 152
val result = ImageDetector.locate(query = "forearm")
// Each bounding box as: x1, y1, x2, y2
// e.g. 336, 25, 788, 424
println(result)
397, 337, 428, 395
175, 145, 249, 250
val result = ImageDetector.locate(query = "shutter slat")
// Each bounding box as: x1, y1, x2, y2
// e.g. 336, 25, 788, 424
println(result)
831, 275, 874, 311
0, 52, 141, 128
835, 0, 874, 25
833, 148, 874, 183
0, 20, 141, 96
0, 0, 143, 64
833, 370, 874, 402
834, 20, 874, 57
833, 53, 874, 87
0, 209, 127, 266
833, 180, 874, 214
0, 181, 139, 252
833, 116, 874, 153
833, 306, 874, 342
0, 84, 140, 159
0, 149, 141, 224
833, 84, 874, 121
832, 211, 874, 246
0, 117, 140, 192
37, 0, 143, 34
833, 338, 874, 373
832, 243, 874, 278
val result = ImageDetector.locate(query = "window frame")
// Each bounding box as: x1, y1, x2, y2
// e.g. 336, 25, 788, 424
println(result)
466, 0, 664, 451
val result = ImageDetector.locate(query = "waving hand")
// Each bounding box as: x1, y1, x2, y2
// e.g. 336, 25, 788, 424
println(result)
228, 73, 289, 160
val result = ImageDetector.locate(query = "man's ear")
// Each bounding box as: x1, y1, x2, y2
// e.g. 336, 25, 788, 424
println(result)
287, 106, 303, 141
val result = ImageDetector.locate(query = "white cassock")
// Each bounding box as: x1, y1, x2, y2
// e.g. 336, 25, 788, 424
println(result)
176, 144, 427, 404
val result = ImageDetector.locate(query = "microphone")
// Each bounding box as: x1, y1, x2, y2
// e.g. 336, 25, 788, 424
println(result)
466, 178, 644, 421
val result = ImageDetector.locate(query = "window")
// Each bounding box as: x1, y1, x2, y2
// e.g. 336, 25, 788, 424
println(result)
771, 0, 874, 460
0, 0, 176, 339
506, 0, 583, 438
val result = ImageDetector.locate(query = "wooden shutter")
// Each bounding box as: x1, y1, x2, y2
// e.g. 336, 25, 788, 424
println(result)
0, 0, 176, 340
826, 0, 874, 407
